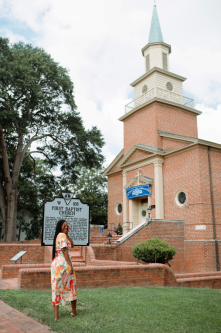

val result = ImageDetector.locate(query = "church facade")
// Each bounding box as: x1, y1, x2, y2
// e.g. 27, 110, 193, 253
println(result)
104, 5, 221, 273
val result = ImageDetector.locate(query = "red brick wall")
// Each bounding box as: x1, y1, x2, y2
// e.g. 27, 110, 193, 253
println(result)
1, 263, 50, 279
44, 246, 52, 263
0, 244, 45, 268
162, 138, 191, 152
108, 173, 123, 227
163, 146, 221, 273
93, 220, 184, 273
178, 278, 221, 289
85, 246, 135, 266
163, 147, 203, 235
18, 264, 177, 290
128, 150, 151, 163
123, 102, 198, 154
184, 240, 221, 273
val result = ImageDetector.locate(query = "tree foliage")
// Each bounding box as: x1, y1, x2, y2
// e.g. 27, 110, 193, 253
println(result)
71, 167, 107, 226
0, 37, 105, 241
132, 238, 176, 265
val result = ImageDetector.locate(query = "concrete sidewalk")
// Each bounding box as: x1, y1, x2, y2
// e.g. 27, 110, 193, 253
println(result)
0, 300, 52, 333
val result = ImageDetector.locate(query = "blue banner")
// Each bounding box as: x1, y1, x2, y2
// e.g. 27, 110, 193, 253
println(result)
126, 184, 151, 200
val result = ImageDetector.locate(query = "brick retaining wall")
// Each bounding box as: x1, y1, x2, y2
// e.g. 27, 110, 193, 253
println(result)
0, 244, 46, 268
18, 264, 177, 290
92, 220, 185, 273
86, 246, 136, 266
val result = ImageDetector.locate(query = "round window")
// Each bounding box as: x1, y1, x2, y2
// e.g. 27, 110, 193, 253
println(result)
116, 203, 122, 215
166, 82, 173, 91
142, 85, 148, 94
141, 210, 146, 217
175, 190, 187, 207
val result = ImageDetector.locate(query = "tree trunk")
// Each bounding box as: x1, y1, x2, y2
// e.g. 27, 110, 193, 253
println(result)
4, 189, 18, 242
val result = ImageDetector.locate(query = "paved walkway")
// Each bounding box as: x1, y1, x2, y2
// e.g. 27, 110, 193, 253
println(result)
0, 275, 52, 333
0, 301, 52, 333
0, 278, 18, 290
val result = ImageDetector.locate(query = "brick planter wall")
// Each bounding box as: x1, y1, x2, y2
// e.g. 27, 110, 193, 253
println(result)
85, 246, 136, 267
92, 219, 185, 273
1, 264, 50, 279
18, 264, 177, 290
0, 244, 45, 268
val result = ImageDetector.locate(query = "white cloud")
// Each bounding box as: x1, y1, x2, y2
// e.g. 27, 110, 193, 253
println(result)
0, 0, 221, 166
197, 104, 221, 145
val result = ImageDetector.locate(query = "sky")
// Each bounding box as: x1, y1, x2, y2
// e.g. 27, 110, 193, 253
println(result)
0, 0, 221, 167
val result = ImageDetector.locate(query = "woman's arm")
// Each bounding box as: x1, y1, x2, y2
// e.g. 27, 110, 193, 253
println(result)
61, 247, 73, 275
67, 234, 74, 248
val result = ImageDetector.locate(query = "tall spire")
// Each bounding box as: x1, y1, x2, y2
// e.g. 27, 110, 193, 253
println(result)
148, 4, 164, 43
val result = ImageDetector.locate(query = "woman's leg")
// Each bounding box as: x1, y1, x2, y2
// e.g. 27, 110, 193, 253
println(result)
54, 305, 59, 320
71, 300, 78, 316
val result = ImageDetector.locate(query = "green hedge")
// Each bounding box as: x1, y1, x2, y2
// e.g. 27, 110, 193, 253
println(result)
132, 238, 176, 265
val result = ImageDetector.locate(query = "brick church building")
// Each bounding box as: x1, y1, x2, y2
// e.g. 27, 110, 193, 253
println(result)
104, 4, 221, 273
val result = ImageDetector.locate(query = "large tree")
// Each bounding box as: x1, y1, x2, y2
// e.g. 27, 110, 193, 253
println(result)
0, 37, 105, 241
72, 167, 107, 226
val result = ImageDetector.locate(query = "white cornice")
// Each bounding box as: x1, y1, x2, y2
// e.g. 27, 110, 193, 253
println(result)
124, 177, 154, 189
120, 154, 164, 172
105, 170, 122, 177
103, 149, 124, 176
159, 131, 221, 151
130, 67, 186, 87
164, 143, 198, 158
141, 42, 172, 56
119, 98, 202, 122
119, 144, 164, 167
158, 131, 198, 143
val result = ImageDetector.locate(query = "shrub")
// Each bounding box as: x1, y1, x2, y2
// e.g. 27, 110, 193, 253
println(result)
114, 223, 123, 235
132, 238, 176, 266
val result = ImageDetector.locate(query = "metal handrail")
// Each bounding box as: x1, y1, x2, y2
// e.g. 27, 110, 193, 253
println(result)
90, 223, 115, 238
90, 228, 110, 243
125, 87, 194, 113
90, 221, 134, 243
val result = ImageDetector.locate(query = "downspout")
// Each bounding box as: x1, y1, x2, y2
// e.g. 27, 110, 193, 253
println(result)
208, 146, 220, 271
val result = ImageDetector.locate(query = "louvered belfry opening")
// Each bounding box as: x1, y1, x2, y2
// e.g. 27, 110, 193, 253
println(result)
162, 53, 168, 71
146, 55, 150, 72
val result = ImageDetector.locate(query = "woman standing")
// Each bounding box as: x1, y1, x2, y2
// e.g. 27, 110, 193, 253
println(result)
51, 219, 77, 320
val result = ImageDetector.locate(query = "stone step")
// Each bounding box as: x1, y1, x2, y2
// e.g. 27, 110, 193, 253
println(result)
89, 235, 122, 244
175, 271, 221, 279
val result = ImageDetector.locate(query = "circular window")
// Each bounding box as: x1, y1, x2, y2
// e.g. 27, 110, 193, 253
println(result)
175, 190, 187, 207
116, 203, 122, 215
142, 85, 148, 94
166, 82, 173, 91
141, 210, 146, 217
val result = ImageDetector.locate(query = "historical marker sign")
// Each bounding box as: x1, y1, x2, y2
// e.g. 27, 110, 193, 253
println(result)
42, 193, 90, 246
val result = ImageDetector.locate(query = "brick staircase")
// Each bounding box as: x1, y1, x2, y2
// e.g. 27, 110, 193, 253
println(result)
89, 233, 122, 244
70, 246, 85, 266
175, 271, 221, 288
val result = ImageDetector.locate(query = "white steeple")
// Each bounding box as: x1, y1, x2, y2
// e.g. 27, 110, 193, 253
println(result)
142, 4, 171, 72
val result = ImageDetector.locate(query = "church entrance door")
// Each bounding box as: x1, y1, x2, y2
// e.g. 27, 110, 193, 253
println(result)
129, 196, 149, 229
139, 197, 148, 224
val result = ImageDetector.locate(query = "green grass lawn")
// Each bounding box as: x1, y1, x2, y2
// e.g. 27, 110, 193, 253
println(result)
0, 287, 221, 333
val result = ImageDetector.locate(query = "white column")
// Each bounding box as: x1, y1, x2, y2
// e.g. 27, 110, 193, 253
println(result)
154, 157, 164, 219
123, 171, 127, 224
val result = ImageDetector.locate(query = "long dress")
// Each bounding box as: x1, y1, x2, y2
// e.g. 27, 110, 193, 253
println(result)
51, 232, 77, 306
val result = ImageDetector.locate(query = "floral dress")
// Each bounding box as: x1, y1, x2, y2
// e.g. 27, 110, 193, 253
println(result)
51, 232, 77, 306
